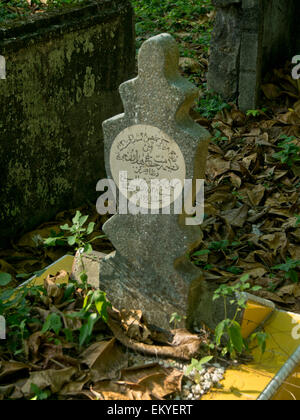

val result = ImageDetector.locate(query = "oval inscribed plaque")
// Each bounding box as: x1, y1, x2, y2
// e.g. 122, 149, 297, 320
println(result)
110, 125, 186, 210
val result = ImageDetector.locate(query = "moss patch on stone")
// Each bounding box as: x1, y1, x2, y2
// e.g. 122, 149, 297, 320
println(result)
0, 0, 135, 246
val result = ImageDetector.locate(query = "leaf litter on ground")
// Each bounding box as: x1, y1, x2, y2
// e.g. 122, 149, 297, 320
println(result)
0, 270, 212, 400
0, 1, 300, 400
190, 62, 299, 312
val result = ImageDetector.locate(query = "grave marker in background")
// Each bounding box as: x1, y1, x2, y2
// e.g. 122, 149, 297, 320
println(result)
73, 34, 230, 331
208, 0, 300, 110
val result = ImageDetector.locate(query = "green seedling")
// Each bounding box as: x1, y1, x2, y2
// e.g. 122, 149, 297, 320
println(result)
0, 276, 45, 355
196, 91, 231, 119
44, 210, 104, 254
185, 356, 214, 378
272, 259, 300, 283
30, 384, 51, 401
273, 135, 300, 167
169, 312, 186, 329
66, 289, 112, 347
212, 129, 229, 143
213, 275, 264, 358
246, 108, 267, 117
44, 210, 105, 290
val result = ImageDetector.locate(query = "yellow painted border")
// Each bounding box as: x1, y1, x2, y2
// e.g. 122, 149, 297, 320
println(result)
20, 255, 74, 288
204, 306, 300, 400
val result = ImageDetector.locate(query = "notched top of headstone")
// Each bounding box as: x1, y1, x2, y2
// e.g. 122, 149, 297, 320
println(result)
118, 33, 199, 127
79, 33, 217, 330
103, 33, 209, 184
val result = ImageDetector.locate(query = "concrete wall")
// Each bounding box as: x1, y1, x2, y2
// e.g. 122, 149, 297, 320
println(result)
208, 0, 299, 111
0, 0, 135, 246
207, 0, 242, 102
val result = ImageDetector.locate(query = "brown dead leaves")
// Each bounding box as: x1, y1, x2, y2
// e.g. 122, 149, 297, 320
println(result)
0, 335, 186, 400
0, 273, 201, 400
193, 64, 300, 306
92, 364, 183, 400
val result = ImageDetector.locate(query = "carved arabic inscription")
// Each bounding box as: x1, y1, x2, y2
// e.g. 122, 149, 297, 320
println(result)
110, 125, 186, 209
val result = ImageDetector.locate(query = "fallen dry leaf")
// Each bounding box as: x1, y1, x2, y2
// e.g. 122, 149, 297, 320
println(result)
80, 338, 127, 382
21, 367, 77, 396
120, 309, 152, 343
92, 363, 182, 400
0, 361, 29, 383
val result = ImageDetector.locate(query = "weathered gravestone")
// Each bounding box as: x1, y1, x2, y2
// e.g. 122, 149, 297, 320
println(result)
208, 0, 300, 111
73, 33, 233, 331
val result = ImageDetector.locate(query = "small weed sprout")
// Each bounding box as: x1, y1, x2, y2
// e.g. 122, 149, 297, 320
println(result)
30, 384, 51, 401
43, 211, 112, 347
169, 312, 182, 329
273, 135, 300, 167
272, 259, 300, 283
196, 91, 231, 119
1, 211, 112, 353
246, 108, 267, 117
43, 210, 105, 289
213, 275, 266, 358
185, 356, 214, 383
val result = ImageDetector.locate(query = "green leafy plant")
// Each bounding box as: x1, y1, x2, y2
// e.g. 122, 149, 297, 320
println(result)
0, 210, 111, 357
273, 135, 300, 167
185, 356, 213, 376
211, 129, 229, 144
196, 91, 231, 119
41, 312, 63, 336
232, 190, 245, 200
246, 108, 267, 117
0, 277, 45, 355
133, 0, 213, 35
43, 211, 112, 347
209, 240, 241, 252
191, 249, 210, 258
1, 271, 112, 355
30, 383, 51, 401
192, 241, 241, 257
191, 241, 243, 272
0, 0, 86, 23
225, 266, 243, 275
213, 275, 265, 358
169, 312, 186, 329
66, 289, 112, 347
0, 272, 13, 286
133, 0, 214, 62
272, 259, 300, 283
44, 210, 105, 289
44, 210, 103, 253
250, 331, 268, 355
